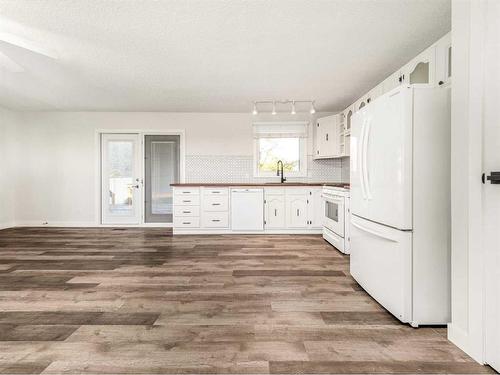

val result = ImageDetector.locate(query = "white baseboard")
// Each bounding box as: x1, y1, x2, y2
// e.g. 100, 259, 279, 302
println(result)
0, 222, 16, 230
13, 221, 173, 228
173, 229, 323, 235
14, 221, 97, 227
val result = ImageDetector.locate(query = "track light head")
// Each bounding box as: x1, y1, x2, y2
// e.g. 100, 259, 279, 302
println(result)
252, 102, 258, 115
309, 101, 316, 114
272, 101, 277, 115
291, 101, 296, 115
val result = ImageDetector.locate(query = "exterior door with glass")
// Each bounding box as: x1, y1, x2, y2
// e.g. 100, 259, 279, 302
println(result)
144, 135, 180, 223
101, 133, 142, 224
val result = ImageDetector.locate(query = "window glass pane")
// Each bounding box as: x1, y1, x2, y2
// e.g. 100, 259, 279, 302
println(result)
108, 141, 134, 213
151, 141, 176, 215
259, 138, 300, 172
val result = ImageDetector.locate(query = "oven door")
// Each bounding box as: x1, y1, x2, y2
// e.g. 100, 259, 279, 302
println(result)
322, 193, 345, 237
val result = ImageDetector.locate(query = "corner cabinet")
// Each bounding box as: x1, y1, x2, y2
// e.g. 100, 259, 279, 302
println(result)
314, 114, 342, 159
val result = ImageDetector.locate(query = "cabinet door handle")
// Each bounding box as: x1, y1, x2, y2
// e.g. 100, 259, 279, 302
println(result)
296, 209, 299, 216
182, 200, 191, 203
182, 211, 191, 214
212, 203, 221, 206
212, 219, 220, 222
182, 222, 191, 225
326, 133, 328, 141
274, 209, 277, 216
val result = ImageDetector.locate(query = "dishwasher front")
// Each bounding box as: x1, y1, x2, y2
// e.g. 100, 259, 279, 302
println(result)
230, 188, 264, 231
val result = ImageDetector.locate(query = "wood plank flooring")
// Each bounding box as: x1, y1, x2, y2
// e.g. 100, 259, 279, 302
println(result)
0, 227, 493, 374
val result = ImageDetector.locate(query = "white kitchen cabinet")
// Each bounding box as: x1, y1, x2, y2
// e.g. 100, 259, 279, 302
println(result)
401, 46, 436, 87
382, 70, 402, 93
174, 185, 325, 234
345, 106, 353, 133
354, 96, 367, 112
368, 83, 384, 104
285, 194, 308, 228
314, 114, 341, 159
435, 33, 452, 86
265, 195, 286, 228
308, 188, 324, 229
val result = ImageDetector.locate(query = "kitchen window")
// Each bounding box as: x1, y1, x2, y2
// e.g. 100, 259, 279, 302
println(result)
253, 122, 308, 177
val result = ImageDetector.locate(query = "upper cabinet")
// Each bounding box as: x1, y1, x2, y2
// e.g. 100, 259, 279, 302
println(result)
314, 114, 342, 159
316, 32, 450, 160
435, 32, 452, 86
401, 46, 436, 87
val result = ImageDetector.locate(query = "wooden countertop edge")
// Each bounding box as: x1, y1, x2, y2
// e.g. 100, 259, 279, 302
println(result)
171, 183, 350, 188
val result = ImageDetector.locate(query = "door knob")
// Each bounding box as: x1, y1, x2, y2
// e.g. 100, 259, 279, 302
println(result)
482, 172, 500, 184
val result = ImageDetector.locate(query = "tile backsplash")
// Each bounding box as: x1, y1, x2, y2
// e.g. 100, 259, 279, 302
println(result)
185, 155, 349, 183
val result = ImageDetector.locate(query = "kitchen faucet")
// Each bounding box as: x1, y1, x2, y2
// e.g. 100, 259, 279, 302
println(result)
276, 160, 287, 184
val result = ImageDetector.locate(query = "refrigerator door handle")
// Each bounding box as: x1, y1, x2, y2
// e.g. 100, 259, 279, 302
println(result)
359, 118, 367, 200
351, 220, 398, 243
362, 118, 372, 200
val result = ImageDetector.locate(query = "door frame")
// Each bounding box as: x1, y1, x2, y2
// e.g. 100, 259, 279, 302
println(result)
448, 0, 498, 369
95, 129, 185, 227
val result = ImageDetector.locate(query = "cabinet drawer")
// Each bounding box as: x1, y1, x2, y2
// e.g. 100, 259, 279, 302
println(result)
203, 188, 229, 196
203, 196, 229, 211
286, 188, 310, 196
174, 206, 200, 217
174, 195, 200, 206
174, 217, 200, 228
265, 187, 285, 195
202, 212, 229, 228
174, 187, 200, 196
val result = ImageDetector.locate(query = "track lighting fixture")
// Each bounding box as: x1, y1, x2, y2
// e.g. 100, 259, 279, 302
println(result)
309, 101, 316, 114
250, 100, 316, 115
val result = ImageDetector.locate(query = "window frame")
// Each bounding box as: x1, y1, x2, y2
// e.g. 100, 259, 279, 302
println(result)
253, 122, 308, 178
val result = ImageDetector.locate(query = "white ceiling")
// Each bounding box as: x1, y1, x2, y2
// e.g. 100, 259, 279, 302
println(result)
0, 0, 451, 112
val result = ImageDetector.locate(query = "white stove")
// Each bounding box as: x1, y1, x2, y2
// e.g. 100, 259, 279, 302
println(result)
322, 185, 350, 254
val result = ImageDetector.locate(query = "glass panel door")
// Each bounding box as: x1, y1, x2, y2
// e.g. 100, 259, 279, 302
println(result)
144, 135, 180, 223
101, 134, 141, 224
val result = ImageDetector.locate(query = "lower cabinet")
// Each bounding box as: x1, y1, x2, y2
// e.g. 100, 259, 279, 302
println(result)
265, 195, 286, 229
286, 194, 308, 228
264, 187, 323, 231
174, 185, 325, 234
310, 188, 324, 229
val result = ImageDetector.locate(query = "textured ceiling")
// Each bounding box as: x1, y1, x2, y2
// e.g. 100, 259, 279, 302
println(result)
0, 0, 451, 112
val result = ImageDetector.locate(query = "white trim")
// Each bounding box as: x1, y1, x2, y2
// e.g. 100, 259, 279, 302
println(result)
174, 229, 322, 235
13, 222, 172, 228
0, 222, 16, 230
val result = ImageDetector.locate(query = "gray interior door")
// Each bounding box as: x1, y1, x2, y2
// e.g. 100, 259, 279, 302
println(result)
144, 135, 180, 223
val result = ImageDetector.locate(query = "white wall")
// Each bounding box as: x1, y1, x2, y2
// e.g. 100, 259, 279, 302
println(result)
0, 106, 18, 229
12, 111, 344, 226
448, 0, 485, 363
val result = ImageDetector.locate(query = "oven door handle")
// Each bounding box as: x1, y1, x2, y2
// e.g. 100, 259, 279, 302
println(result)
321, 194, 344, 204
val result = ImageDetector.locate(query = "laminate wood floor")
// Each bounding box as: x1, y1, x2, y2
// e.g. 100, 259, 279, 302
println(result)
0, 227, 493, 374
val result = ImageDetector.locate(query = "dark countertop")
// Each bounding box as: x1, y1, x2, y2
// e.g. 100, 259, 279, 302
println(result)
171, 182, 349, 188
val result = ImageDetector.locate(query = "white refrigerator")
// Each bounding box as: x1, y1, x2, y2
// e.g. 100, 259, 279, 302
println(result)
350, 85, 451, 326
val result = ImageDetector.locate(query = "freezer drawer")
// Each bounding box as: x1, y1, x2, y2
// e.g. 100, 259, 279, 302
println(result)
350, 214, 412, 323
